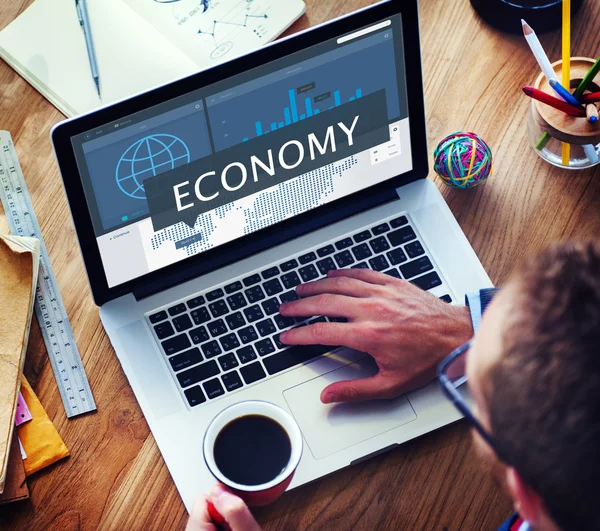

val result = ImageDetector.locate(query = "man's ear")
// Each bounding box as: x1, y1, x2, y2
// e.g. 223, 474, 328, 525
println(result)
505, 467, 543, 525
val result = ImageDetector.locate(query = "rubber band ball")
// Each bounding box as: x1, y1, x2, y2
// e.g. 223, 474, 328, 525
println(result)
433, 132, 493, 189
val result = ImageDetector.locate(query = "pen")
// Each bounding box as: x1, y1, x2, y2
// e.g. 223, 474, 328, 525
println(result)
75, 0, 101, 98
522, 86, 586, 117
549, 79, 581, 108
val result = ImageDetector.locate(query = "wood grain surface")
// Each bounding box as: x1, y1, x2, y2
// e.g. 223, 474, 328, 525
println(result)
1, 0, 599, 529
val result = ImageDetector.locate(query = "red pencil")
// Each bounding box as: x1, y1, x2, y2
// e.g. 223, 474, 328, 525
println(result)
581, 92, 600, 104
522, 86, 586, 117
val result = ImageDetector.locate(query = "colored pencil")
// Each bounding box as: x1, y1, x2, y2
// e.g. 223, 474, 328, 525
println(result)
549, 79, 582, 108
562, 0, 571, 165
522, 86, 586, 117
521, 20, 557, 83
581, 92, 600, 104
573, 57, 600, 100
586, 104, 599, 123
583, 144, 599, 164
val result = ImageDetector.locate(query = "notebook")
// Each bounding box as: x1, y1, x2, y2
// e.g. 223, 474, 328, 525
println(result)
0, 235, 40, 494
0, 0, 306, 118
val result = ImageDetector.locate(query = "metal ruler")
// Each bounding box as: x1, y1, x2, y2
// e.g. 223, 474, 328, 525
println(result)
0, 131, 96, 418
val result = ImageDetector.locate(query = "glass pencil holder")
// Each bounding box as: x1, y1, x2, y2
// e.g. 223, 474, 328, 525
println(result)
527, 57, 600, 170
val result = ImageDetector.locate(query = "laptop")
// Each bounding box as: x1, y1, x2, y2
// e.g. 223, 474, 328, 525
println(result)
52, 0, 492, 511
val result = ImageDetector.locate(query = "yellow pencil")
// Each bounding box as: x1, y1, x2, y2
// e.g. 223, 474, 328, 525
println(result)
562, 0, 571, 166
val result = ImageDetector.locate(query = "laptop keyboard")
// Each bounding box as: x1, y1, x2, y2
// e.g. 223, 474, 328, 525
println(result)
146, 214, 453, 409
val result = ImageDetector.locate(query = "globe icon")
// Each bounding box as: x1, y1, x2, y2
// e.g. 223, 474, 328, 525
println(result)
116, 134, 191, 199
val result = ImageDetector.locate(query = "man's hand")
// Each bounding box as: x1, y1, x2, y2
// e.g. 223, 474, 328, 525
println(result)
186, 485, 262, 531
279, 269, 472, 404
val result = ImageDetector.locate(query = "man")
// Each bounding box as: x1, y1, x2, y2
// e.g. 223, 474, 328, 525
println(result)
187, 241, 600, 531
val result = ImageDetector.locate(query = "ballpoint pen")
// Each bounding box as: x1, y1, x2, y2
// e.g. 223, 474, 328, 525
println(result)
75, 0, 101, 98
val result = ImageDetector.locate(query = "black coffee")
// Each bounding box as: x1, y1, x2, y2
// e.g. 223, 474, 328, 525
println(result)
213, 414, 292, 486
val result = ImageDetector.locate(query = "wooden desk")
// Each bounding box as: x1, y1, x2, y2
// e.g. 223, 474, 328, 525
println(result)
1, 0, 599, 528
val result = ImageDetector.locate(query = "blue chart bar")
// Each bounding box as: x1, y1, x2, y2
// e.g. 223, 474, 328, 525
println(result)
356, 88, 362, 98
334, 90, 341, 107
314, 108, 320, 115
284, 108, 291, 126
289, 89, 298, 122
305, 97, 313, 117
271, 122, 277, 131
255, 121, 263, 136
300, 114, 306, 120
243, 137, 249, 142
349, 96, 355, 101
278, 121, 284, 128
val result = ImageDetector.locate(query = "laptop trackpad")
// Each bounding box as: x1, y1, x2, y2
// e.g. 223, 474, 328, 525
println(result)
283, 356, 417, 460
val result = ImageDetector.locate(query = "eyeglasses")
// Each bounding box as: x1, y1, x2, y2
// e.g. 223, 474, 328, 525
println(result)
437, 340, 509, 464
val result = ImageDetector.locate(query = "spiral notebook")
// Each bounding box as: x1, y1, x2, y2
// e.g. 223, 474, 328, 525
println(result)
0, 0, 305, 117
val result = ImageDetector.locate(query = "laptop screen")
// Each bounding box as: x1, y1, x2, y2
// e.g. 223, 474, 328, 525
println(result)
71, 14, 412, 288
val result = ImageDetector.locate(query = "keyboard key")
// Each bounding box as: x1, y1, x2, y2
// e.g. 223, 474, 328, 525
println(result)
256, 318, 277, 337
334, 250, 355, 268
411, 272, 442, 291
280, 290, 299, 303
281, 271, 301, 289
245, 285, 266, 303
372, 222, 390, 235
264, 278, 284, 296
208, 319, 228, 338
244, 305, 264, 322
149, 310, 168, 324
387, 248, 408, 266
238, 326, 258, 344
209, 299, 228, 318
191, 307, 211, 325
168, 303, 186, 317
243, 274, 261, 287
352, 262, 369, 269
263, 344, 333, 375
189, 326, 210, 345
440, 294, 453, 303
388, 226, 417, 247
186, 296, 205, 309
201, 340, 222, 359
317, 245, 335, 257
236, 345, 257, 364
162, 334, 191, 356
206, 288, 224, 302
298, 252, 316, 265
173, 314, 193, 333
280, 259, 298, 272
370, 236, 390, 254
273, 333, 285, 350
219, 333, 240, 352
226, 312, 246, 330
177, 360, 220, 387
354, 230, 371, 243
218, 353, 239, 371
262, 298, 281, 316
368, 255, 390, 272
384, 268, 402, 279
299, 264, 319, 282
203, 378, 225, 399
308, 316, 327, 325
169, 347, 203, 372
154, 321, 174, 340
352, 243, 373, 261
274, 314, 295, 330
400, 257, 434, 279
334, 237, 354, 250
405, 240, 425, 259
261, 266, 280, 279
255, 338, 276, 357
317, 257, 336, 275
222, 371, 243, 392
224, 281, 243, 294
390, 215, 408, 228
227, 292, 247, 311
240, 362, 267, 384
184, 386, 206, 407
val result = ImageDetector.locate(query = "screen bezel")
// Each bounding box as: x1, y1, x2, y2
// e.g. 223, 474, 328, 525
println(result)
51, 0, 428, 306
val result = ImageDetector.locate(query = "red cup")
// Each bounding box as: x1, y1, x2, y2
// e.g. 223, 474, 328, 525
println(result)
203, 401, 303, 507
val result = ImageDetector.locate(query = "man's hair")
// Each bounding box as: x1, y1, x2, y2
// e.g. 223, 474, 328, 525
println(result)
487, 241, 600, 531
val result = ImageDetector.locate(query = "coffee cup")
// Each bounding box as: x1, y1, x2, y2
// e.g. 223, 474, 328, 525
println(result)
203, 400, 303, 507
